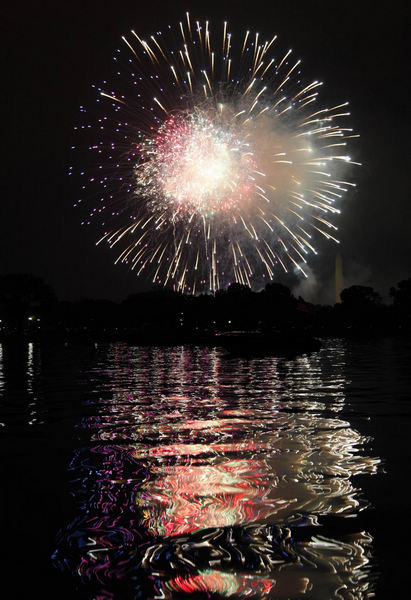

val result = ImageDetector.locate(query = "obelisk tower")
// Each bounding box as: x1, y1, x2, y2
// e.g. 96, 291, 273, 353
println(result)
335, 253, 344, 303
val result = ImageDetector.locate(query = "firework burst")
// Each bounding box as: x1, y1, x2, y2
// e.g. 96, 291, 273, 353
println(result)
72, 13, 359, 293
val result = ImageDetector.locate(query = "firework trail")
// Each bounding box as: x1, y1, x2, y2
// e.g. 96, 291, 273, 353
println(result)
72, 13, 359, 293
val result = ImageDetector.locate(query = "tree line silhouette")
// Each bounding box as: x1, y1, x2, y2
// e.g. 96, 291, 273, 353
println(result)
0, 273, 410, 342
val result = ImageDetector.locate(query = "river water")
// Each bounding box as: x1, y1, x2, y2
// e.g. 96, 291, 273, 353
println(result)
1, 337, 410, 599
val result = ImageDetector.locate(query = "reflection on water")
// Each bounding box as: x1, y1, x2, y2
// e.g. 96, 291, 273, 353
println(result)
0, 344, 3, 428
0, 343, 3, 391
48, 341, 380, 598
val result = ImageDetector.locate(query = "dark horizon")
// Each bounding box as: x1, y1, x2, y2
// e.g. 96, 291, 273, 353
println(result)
1, 268, 410, 306
1, 271, 410, 349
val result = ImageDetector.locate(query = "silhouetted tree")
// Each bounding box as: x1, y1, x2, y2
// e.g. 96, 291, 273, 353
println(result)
390, 278, 411, 307
260, 282, 297, 330
122, 289, 184, 330
226, 283, 252, 296
264, 282, 293, 299
214, 283, 256, 329
390, 278, 411, 329
340, 285, 382, 307
0, 273, 56, 334
339, 285, 384, 332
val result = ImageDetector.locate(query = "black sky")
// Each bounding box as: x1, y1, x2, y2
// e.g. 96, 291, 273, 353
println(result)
2, 0, 410, 304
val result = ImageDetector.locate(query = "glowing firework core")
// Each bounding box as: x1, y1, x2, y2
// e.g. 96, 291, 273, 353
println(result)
139, 111, 254, 215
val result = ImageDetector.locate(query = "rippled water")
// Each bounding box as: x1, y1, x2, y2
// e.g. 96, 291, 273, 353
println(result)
1, 338, 410, 599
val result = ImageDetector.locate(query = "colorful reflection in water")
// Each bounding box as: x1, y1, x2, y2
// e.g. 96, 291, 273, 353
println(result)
52, 341, 380, 598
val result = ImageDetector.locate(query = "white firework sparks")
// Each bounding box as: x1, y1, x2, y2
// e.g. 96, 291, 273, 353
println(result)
72, 13, 359, 293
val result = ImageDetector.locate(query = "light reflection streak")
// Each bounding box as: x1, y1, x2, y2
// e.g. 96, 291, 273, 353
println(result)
0, 343, 3, 393
0, 344, 4, 428
133, 414, 379, 538
27, 342, 36, 425
53, 341, 380, 599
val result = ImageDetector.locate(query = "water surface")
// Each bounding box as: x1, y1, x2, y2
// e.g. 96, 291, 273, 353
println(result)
1, 338, 410, 598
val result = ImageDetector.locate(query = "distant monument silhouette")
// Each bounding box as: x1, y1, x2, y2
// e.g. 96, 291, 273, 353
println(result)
335, 253, 344, 303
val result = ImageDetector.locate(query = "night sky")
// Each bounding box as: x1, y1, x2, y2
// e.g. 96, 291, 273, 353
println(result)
3, 0, 410, 304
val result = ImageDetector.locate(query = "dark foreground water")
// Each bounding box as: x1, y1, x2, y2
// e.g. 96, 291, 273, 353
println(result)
1, 337, 410, 599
